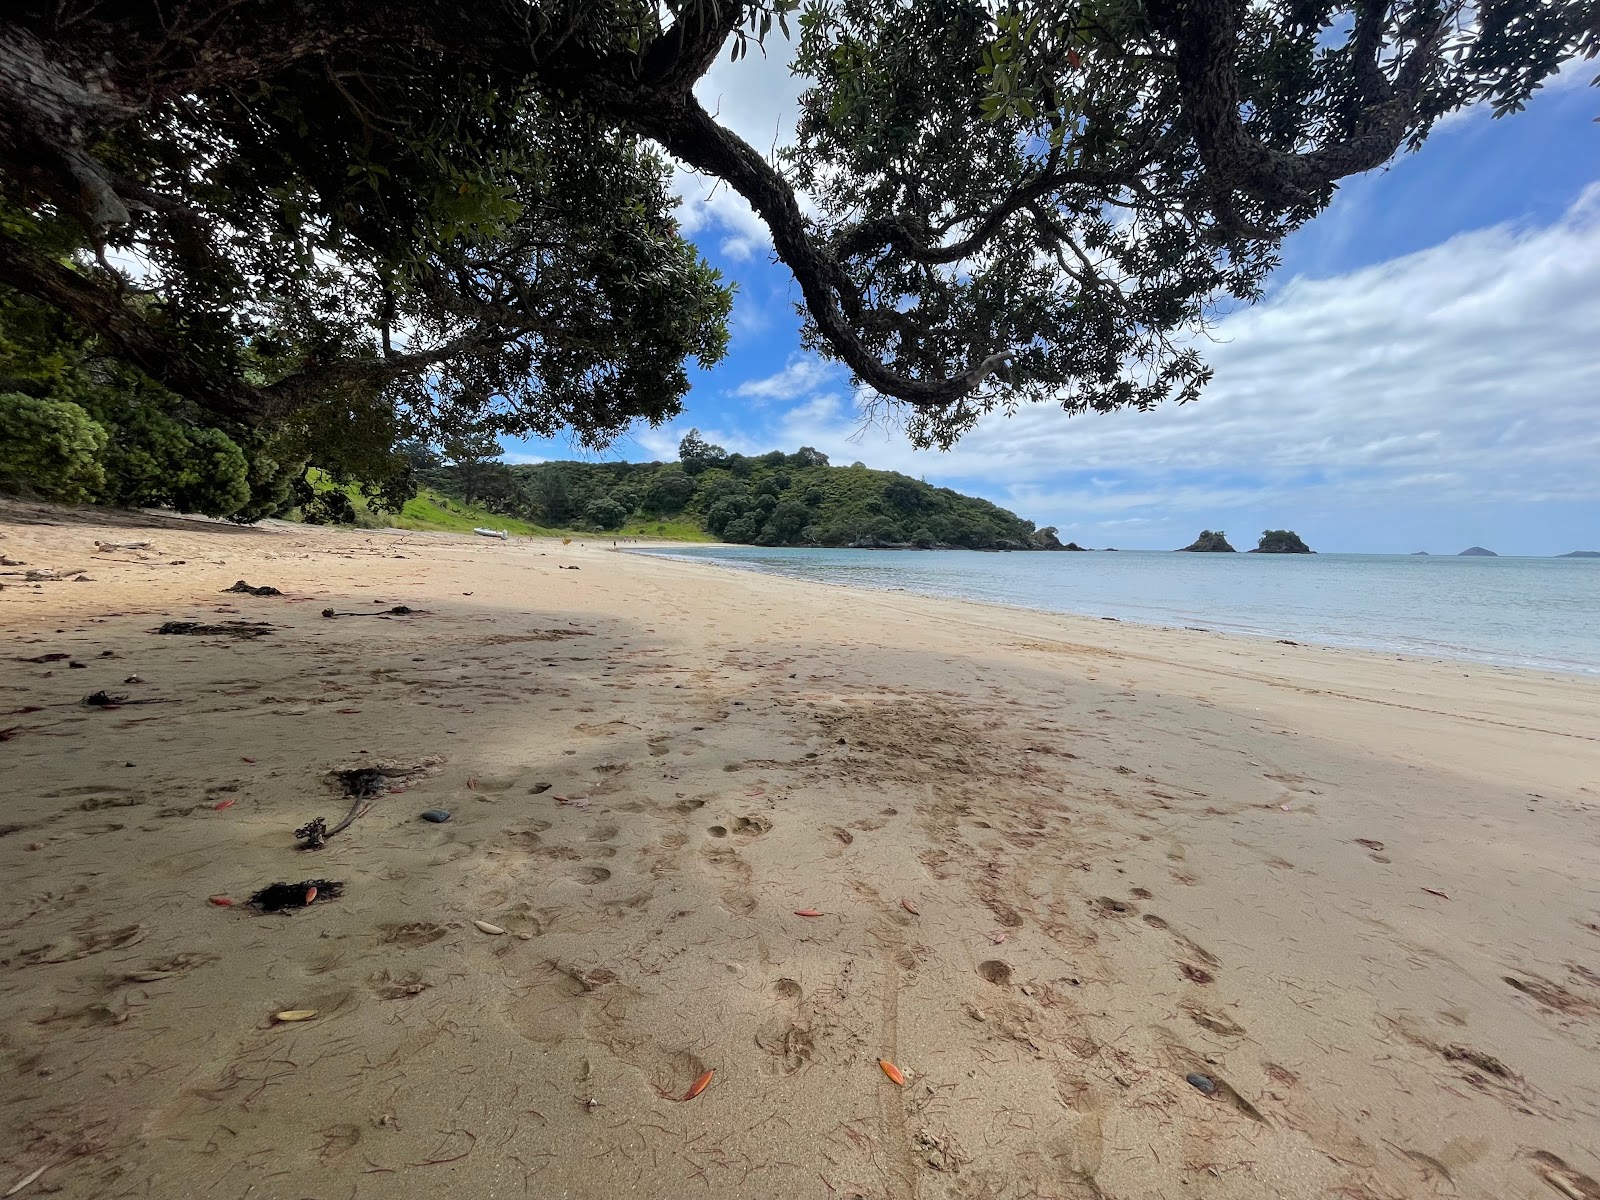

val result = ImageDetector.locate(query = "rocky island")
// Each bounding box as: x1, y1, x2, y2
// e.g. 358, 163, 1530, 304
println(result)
1248, 529, 1314, 554
1178, 530, 1236, 552
1558, 550, 1599, 558
1458, 546, 1498, 556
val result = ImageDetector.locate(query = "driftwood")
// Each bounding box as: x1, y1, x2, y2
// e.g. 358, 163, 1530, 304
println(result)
94, 540, 152, 551
1, 567, 91, 581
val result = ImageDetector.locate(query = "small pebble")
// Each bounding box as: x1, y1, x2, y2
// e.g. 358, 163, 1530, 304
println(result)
420, 809, 452, 823
1186, 1071, 1217, 1095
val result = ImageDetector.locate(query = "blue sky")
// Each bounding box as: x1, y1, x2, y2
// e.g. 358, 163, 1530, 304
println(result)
506, 54, 1600, 555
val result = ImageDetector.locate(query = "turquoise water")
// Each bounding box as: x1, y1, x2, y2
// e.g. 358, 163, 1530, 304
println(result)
635, 546, 1600, 675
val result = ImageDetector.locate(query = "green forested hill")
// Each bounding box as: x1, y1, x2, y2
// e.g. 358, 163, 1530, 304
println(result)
422, 433, 1052, 549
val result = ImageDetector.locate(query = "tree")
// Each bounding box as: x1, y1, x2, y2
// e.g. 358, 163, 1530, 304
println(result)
583, 496, 629, 530
443, 429, 503, 506
1, 0, 1589, 481
764, 499, 812, 541
643, 470, 697, 515
678, 428, 728, 464
790, 447, 830, 469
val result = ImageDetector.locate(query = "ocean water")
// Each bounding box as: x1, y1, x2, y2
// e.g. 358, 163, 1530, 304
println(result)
634, 546, 1600, 675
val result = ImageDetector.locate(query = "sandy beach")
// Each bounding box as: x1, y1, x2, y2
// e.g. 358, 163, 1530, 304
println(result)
2, 500, 1597, 1200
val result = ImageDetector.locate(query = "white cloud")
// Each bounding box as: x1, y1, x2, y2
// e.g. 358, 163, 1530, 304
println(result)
682, 187, 1600, 544
736, 355, 843, 401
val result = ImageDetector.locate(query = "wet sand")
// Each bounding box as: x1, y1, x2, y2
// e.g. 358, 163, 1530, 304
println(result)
2, 500, 1598, 1200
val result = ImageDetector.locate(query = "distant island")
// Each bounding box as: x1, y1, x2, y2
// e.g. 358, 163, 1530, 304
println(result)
1248, 529, 1314, 554
1558, 550, 1600, 558
1458, 546, 1498, 556
1180, 529, 1315, 553
1178, 530, 1236, 552
1411, 551, 1430, 555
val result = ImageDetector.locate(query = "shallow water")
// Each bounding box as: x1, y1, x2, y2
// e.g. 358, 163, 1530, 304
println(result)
634, 545, 1600, 675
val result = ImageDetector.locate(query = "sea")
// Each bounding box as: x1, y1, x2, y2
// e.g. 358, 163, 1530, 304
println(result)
633, 546, 1600, 676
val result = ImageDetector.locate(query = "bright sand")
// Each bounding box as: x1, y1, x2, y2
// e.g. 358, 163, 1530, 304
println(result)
2, 502, 1598, 1200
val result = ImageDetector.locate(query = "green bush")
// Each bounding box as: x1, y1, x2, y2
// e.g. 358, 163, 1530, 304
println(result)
0, 392, 108, 502
722, 514, 761, 543
584, 496, 628, 530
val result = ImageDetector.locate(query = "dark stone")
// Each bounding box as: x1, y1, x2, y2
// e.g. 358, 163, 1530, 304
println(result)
420, 809, 452, 823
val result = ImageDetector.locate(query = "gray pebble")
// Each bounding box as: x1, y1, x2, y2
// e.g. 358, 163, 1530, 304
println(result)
420, 809, 452, 823
1185, 1071, 1217, 1095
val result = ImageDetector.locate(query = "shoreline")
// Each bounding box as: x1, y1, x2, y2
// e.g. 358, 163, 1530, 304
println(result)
628, 542, 1600, 679
3, 507, 1598, 1200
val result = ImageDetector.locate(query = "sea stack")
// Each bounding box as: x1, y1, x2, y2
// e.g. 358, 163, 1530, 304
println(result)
1249, 530, 1314, 554
1178, 530, 1236, 552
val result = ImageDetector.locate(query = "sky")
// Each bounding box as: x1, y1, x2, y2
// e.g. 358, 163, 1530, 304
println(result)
504, 46, 1600, 556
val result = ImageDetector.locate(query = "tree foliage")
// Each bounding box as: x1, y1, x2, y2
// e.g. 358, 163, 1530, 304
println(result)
0, 0, 1590, 497
0, 391, 106, 501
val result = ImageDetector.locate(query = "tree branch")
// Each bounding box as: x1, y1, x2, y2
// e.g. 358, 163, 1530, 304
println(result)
625, 91, 1012, 408
0, 225, 517, 425
832, 162, 1125, 266
1146, 0, 1453, 208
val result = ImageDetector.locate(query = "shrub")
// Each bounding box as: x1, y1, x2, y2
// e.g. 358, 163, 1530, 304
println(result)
584, 496, 628, 529
0, 392, 107, 502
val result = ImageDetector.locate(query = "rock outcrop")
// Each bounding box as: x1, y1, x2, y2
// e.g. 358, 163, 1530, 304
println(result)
1178, 530, 1236, 552
1249, 529, 1313, 554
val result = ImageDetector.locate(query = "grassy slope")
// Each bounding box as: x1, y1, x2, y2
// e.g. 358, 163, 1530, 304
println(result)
298, 473, 714, 541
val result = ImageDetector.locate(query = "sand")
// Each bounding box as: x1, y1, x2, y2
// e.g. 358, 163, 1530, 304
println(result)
2, 499, 1598, 1200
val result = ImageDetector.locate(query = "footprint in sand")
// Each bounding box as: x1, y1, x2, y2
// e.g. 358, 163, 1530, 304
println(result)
1182, 1001, 1243, 1036
563, 864, 612, 885
978, 960, 1014, 986
731, 815, 771, 837
1142, 912, 1223, 973
576, 982, 708, 1098
380, 921, 449, 947
506, 961, 616, 1045
1091, 897, 1137, 918
823, 825, 854, 857
370, 969, 431, 1000
755, 976, 815, 1075
700, 845, 756, 916
20, 924, 143, 965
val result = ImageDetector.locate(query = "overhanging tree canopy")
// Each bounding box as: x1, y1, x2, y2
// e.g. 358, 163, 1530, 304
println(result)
1, 0, 1592, 461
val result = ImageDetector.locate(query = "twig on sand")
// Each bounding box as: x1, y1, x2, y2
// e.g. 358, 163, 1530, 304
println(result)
5, 1163, 49, 1197
406, 1128, 477, 1168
